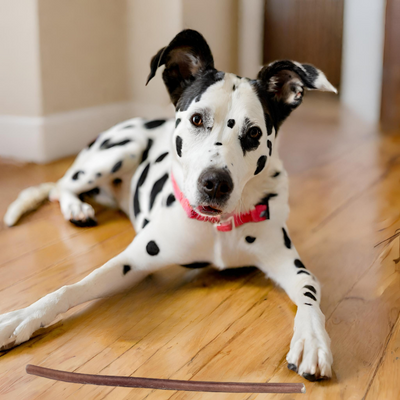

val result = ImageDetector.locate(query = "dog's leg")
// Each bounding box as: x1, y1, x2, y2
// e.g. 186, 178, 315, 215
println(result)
0, 217, 187, 350
257, 227, 333, 381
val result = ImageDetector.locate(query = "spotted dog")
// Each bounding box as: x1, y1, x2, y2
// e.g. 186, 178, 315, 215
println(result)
1, 30, 336, 381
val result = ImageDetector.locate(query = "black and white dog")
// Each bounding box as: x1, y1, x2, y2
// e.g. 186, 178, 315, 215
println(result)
2, 30, 336, 381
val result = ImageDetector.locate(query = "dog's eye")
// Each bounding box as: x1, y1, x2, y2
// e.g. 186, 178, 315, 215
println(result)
247, 127, 262, 139
191, 114, 203, 127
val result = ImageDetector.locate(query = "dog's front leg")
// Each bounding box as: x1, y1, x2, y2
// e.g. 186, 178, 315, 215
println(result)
257, 228, 333, 381
0, 223, 175, 350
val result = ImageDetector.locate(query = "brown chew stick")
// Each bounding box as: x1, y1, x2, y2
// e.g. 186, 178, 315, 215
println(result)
26, 364, 305, 394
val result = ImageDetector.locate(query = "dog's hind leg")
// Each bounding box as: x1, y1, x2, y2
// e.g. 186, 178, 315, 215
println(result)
256, 226, 333, 381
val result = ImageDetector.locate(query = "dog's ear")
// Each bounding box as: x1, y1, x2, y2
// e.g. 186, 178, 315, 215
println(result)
256, 60, 337, 126
146, 29, 215, 106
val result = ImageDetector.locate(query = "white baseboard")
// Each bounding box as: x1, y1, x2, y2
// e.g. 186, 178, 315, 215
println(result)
0, 101, 174, 163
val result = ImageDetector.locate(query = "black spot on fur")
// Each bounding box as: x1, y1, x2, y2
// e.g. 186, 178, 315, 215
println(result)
144, 119, 166, 129
111, 160, 123, 173
232, 84, 236, 91
282, 228, 291, 249
123, 265, 131, 275
272, 171, 281, 178
304, 285, 316, 294
149, 173, 169, 210
297, 270, 310, 275
175, 118, 181, 128
227, 119, 235, 128
112, 178, 122, 186
254, 155, 267, 175
304, 291, 317, 301
78, 187, 100, 201
96, 172, 102, 178
121, 124, 134, 129
70, 218, 97, 228
304, 303, 313, 306
176, 136, 183, 157
181, 262, 210, 269
215, 142, 222, 146
133, 163, 150, 217
258, 193, 278, 219
245, 236, 256, 243
140, 138, 153, 164
100, 138, 132, 150
176, 70, 225, 111
72, 170, 84, 180
265, 114, 273, 136
87, 138, 96, 149
267, 140, 272, 156
166, 193, 176, 206
240, 117, 262, 155
146, 240, 160, 256
142, 219, 149, 229
294, 259, 306, 269
287, 363, 298, 373
155, 152, 169, 163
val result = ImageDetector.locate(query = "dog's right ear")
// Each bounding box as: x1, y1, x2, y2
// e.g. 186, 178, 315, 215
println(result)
146, 29, 215, 106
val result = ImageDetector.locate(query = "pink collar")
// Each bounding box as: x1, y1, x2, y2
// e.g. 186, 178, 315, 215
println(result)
171, 173, 267, 232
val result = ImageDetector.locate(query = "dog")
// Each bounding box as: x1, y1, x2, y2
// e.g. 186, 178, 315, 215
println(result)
1, 30, 336, 381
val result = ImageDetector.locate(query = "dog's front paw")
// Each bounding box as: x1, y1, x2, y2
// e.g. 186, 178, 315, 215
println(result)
65, 202, 97, 227
286, 308, 333, 381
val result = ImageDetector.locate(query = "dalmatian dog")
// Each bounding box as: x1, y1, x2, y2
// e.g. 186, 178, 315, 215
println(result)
1, 30, 336, 381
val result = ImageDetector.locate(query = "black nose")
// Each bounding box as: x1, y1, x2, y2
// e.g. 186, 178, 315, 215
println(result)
198, 168, 234, 202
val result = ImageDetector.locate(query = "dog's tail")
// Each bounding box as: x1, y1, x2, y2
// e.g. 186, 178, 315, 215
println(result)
4, 182, 57, 227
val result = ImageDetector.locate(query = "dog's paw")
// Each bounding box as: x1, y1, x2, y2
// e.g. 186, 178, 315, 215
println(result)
64, 202, 97, 227
286, 308, 333, 381
0, 308, 42, 350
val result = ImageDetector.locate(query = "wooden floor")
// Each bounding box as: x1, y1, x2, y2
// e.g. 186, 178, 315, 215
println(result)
1, 94, 400, 399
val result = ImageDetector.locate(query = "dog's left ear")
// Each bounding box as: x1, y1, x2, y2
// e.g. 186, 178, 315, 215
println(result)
146, 29, 215, 106
257, 60, 337, 125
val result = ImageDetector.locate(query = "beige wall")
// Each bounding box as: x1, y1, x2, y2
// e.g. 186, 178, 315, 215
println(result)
38, 0, 129, 114
0, 0, 42, 116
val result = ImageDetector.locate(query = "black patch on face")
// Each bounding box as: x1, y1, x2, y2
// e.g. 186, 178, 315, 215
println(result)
112, 178, 122, 186
149, 173, 169, 210
272, 171, 281, 178
265, 114, 273, 136
239, 117, 262, 155
87, 138, 96, 149
72, 170, 84, 180
257, 193, 278, 219
254, 155, 267, 175
282, 228, 291, 249
155, 152, 169, 163
215, 142, 222, 146
175, 118, 181, 128
146, 240, 160, 256
140, 138, 153, 163
304, 303, 312, 306
304, 291, 317, 301
176, 136, 183, 157
176, 70, 225, 111
181, 262, 210, 269
227, 119, 235, 128
267, 140, 272, 156
142, 218, 149, 229
232, 84, 236, 91
144, 119, 166, 129
245, 236, 256, 243
123, 265, 131, 275
100, 138, 132, 150
297, 270, 310, 276
70, 218, 97, 227
294, 259, 306, 269
133, 163, 150, 217
111, 160, 123, 174
304, 285, 316, 294
96, 172, 102, 178
166, 193, 176, 206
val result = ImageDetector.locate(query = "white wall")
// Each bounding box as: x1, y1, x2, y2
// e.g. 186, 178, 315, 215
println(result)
341, 0, 386, 124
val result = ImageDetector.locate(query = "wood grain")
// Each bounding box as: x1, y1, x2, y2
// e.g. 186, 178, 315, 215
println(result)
1, 95, 400, 399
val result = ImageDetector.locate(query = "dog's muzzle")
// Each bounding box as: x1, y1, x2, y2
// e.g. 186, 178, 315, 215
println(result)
197, 168, 233, 206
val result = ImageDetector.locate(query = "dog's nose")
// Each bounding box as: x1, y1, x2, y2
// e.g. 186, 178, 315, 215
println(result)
198, 168, 233, 202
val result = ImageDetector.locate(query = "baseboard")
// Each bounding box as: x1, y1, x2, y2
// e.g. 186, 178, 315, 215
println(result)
0, 101, 174, 163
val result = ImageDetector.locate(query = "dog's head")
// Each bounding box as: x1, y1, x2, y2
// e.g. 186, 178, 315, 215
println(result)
147, 30, 336, 218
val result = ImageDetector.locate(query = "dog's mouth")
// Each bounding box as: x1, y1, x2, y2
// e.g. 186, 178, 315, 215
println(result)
197, 205, 222, 216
